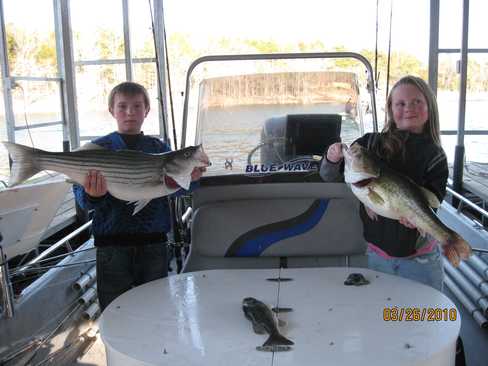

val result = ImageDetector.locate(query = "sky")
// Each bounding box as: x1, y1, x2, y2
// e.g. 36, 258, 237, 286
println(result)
3, 0, 486, 64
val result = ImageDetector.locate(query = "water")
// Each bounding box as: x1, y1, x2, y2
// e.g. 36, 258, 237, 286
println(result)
198, 103, 360, 176
1, 93, 487, 182
437, 93, 488, 164
0, 110, 161, 183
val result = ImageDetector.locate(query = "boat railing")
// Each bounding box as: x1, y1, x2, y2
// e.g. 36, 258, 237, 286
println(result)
16, 220, 92, 274
0, 220, 93, 319
0, 246, 14, 318
442, 185, 488, 328
446, 186, 488, 232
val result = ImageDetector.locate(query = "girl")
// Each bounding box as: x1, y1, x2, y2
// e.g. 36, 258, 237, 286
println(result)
321, 75, 448, 291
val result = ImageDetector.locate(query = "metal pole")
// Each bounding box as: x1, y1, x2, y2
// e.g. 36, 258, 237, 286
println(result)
53, 0, 69, 151
122, 0, 133, 81
53, 0, 80, 149
444, 274, 487, 328
0, 0, 16, 143
153, 0, 169, 142
17, 220, 92, 274
453, 0, 469, 195
428, 0, 440, 94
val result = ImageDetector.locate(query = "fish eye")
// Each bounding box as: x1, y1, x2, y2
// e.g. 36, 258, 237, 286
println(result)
183, 151, 191, 158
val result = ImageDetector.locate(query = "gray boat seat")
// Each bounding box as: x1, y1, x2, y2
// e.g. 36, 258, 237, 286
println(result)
182, 182, 367, 273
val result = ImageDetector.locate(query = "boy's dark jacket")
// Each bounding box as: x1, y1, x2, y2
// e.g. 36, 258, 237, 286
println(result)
73, 131, 195, 247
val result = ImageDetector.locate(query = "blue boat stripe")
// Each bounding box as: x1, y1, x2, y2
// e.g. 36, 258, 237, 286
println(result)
225, 199, 329, 257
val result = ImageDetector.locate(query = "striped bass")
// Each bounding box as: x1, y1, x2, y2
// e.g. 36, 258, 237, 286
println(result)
3, 141, 210, 215
343, 143, 472, 267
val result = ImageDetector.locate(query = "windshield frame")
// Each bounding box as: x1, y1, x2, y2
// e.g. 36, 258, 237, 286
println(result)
180, 52, 379, 148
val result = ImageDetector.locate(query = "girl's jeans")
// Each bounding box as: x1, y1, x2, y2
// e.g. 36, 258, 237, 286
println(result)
367, 245, 444, 291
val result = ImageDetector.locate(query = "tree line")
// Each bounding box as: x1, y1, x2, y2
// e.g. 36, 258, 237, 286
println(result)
4, 24, 488, 104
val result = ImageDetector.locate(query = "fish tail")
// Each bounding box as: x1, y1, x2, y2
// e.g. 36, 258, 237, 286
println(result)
442, 233, 472, 267
443, 244, 461, 267
450, 234, 472, 260
2, 142, 41, 186
263, 331, 294, 347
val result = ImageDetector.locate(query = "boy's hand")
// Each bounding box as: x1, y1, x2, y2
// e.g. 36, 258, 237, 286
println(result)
83, 170, 107, 197
326, 142, 344, 163
191, 167, 206, 181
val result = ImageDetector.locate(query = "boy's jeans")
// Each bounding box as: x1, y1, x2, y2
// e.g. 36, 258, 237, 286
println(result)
367, 246, 444, 291
96, 242, 168, 311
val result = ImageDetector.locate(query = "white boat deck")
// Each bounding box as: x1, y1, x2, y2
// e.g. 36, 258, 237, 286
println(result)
99, 268, 459, 366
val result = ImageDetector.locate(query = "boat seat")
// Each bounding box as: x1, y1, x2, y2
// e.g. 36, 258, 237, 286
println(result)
182, 182, 367, 273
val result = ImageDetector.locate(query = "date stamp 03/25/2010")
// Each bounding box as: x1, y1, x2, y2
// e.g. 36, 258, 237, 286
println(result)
383, 307, 458, 322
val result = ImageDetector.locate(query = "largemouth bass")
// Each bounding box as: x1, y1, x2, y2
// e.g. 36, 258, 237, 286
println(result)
242, 297, 294, 350
3, 141, 210, 215
343, 143, 472, 267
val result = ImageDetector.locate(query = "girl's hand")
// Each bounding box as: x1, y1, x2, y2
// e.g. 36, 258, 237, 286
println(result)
365, 206, 378, 221
83, 170, 107, 197
326, 142, 344, 163
399, 217, 416, 229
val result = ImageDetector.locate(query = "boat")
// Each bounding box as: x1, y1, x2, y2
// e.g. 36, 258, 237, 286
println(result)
1, 1, 488, 365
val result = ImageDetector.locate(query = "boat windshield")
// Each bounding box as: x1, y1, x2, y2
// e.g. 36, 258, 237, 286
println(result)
183, 56, 376, 179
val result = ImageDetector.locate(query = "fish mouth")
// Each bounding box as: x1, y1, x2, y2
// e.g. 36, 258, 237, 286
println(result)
197, 155, 212, 167
195, 147, 211, 167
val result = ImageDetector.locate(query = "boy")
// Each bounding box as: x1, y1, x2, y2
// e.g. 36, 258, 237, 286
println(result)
74, 81, 204, 310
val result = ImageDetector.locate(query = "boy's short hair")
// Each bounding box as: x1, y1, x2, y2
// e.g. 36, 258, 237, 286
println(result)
108, 81, 150, 110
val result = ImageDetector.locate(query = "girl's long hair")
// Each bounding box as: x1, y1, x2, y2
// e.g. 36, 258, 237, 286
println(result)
375, 75, 441, 161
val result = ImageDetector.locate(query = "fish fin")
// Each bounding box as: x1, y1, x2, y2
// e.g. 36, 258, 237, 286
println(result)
129, 199, 151, 215
272, 306, 293, 313
277, 318, 287, 327
2, 141, 41, 186
367, 188, 385, 206
420, 187, 440, 208
262, 332, 294, 347
74, 142, 107, 151
252, 323, 266, 335
170, 174, 191, 190
256, 345, 292, 352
